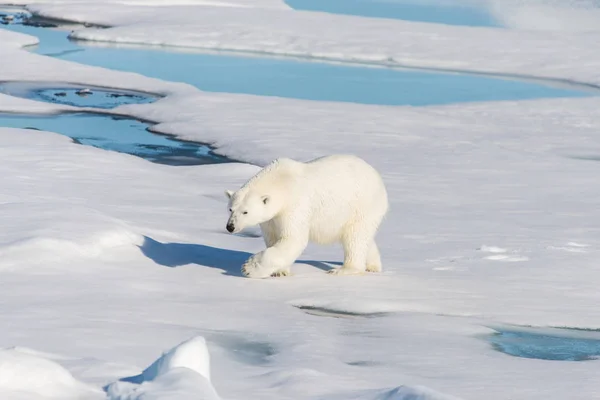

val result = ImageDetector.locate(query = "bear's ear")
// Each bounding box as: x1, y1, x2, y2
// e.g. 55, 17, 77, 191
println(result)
261, 195, 269, 205
225, 190, 234, 199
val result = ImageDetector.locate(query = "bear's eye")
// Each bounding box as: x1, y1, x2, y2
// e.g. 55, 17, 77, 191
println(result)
229, 208, 232, 212
243, 211, 248, 215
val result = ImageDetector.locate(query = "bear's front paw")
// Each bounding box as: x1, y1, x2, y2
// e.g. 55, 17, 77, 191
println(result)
241, 254, 271, 279
271, 269, 291, 278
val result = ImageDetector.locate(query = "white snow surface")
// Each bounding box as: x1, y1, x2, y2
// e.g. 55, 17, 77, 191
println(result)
141, 336, 212, 382
0, 346, 103, 399
0, 2, 600, 400
485, 0, 600, 31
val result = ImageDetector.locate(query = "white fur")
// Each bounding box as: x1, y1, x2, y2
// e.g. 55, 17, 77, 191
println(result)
225, 154, 388, 278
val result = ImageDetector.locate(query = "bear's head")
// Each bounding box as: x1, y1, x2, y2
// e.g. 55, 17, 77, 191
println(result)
224, 189, 276, 234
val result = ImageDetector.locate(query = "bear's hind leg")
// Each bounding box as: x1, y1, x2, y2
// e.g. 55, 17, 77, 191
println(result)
366, 240, 382, 273
328, 227, 369, 276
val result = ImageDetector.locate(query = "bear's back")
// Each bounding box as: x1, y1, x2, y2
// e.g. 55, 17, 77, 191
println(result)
303, 155, 388, 244
304, 154, 385, 194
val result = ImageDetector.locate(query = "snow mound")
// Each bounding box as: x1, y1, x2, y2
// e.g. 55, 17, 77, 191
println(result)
0, 203, 143, 269
0, 347, 102, 399
106, 336, 220, 400
142, 336, 212, 382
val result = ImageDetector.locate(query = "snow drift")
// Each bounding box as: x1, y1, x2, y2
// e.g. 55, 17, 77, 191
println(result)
106, 336, 220, 400
0, 203, 144, 270
0, 347, 103, 399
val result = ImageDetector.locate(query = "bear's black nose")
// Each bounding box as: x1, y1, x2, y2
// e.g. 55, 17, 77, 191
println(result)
226, 223, 235, 233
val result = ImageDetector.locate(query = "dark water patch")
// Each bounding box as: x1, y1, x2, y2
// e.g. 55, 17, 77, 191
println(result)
0, 112, 232, 166
6, 12, 58, 28
486, 326, 600, 361
0, 7, 103, 28
553, 326, 600, 333
0, 8, 28, 25
295, 305, 391, 319
0, 82, 158, 109
207, 332, 277, 366
566, 154, 600, 162
554, 147, 600, 163
346, 360, 381, 367
285, 0, 501, 27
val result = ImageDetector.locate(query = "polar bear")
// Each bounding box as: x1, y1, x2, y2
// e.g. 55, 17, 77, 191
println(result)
224, 154, 388, 278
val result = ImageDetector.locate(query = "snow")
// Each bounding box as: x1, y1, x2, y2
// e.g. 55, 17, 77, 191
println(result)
0, 26, 38, 48
0, 202, 143, 270
486, 0, 600, 31
107, 369, 219, 400
0, 1, 600, 399
106, 336, 220, 400
0, 346, 104, 399
140, 336, 212, 382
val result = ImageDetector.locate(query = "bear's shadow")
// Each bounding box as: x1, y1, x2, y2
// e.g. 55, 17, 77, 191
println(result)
140, 236, 341, 277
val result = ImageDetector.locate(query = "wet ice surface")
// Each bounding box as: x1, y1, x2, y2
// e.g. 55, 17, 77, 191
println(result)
0, 11, 231, 166
1, 6, 592, 168
45, 39, 595, 106
0, 82, 158, 109
285, 0, 501, 27
488, 326, 600, 361
0, 113, 231, 166
0, 10, 591, 107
